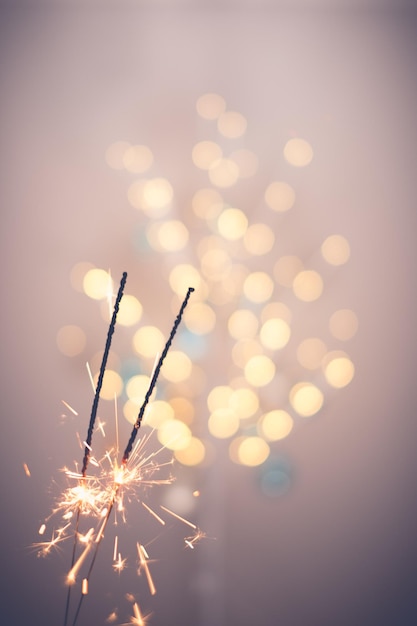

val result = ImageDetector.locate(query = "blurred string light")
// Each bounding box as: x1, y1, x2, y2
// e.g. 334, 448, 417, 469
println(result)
60, 92, 358, 481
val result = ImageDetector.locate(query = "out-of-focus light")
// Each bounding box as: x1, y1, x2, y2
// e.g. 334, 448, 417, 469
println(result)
243, 271, 274, 303
70, 261, 95, 293
156, 220, 189, 252
56, 325, 86, 357
234, 437, 270, 466
142, 177, 173, 216
243, 223, 275, 256
169, 264, 201, 296
208, 408, 239, 439
217, 208, 248, 240
126, 374, 152, 402
297, 337, 327, 370
132, 325, 164, 358
228, 309, 259, 340
232, 339, 264, 368
329, 309, 358, 341
283, 138, 313, 167
217, 111, 247, 138
192, 188, 223, 220
192, 141, 223, 170
207, 385, 233, 412
123, 399, 142, 425
321, 235, 350, 266
258, 409, 293, 441
184, 302, 216, 335
105, 141, 131, 170
174, 437, 206, 466
274, 255, 304, 288
229, 387, 259, 419
265, 181, 295, 212
157, 420, 192, 450
230, 149, 258, 178
83, 268, 113, 300
161, 350, 192, 383
260, 318, 291, 350
200, 248, 231, 281
292, 270, 323, 302
244, 355, 275, 387
323, 351, 355, 388
169, 397, 195, 425
196, 93, 226, 120
208, 158, 239, 188
122, 144, 153, 173
117, 294, 143, 326
289, 382, 323, 417
127, 179, 146, 210
261, 301, 292, 324
143, 400, 174, 428
94, 369, 123, 401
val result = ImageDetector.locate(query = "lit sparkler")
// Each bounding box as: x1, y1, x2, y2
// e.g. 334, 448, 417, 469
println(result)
39, 278, 200, 626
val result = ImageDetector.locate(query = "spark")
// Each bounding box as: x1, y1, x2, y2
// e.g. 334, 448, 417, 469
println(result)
23, 462, 31, 477
113, 552, 127, 573
141, 501, 166, 526
159, 505, 197, 530
184, 529, 206, 549
86, 362, 95, 393
62, 400, 79, 416
137, 543, 156, 595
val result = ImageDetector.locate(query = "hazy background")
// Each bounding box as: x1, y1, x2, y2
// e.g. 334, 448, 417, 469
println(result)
1, 1, 417, 625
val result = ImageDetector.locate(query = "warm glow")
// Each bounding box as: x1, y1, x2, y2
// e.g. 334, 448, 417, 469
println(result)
329, 309, 358, 341
243, 223, 275, 256
259, 318, 291, 350
83, 268, 113, 300
323, 351, 355, 388
169, 397, 195, 425
133, 325, 164, 358
232, 339, 264, 368
200, 248, 231, 281
192, 188, 223, 219
105, 140, 131, 170
217, 110, 247, 138
274, 256, 304, 287
261, 301, 292, 324
283, 138, 313, 167
228, 309, 259, 340
117, 294, 143, 326
243, 271, 274, 303
297, 337, 327, 370
161, 350, 192, 383
292, 270, 323, 302
56, 325, 86, 357
259, 409, 294, 441
208, 408, 239, 439
142, 177, 173, 216
290, 382, 323, 417
208, 158, 239, 188
321, 234, 350, 265
122, 144, 153, 173
143, 400, 175, 428
230, 149, 258, 178
217, 208, 248, 240
236, 437, 270, 466
229, 387, 259, 419
158, 419, 192, 450
126, 374, 152, 403
192, 140, 223, 170
196, 93, 226, 120
174, 437, 206, 466
94, 369, 123, 400
265, 181, 295, 212
244, 355, 276, 387
184, 302, 216, 335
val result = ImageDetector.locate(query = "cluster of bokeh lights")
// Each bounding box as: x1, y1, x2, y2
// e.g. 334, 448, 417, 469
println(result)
58, 92, 357, 478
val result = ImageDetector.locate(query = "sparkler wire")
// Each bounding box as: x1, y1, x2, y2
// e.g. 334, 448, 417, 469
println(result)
64, 271, 127, 626
122, 287, 194, 465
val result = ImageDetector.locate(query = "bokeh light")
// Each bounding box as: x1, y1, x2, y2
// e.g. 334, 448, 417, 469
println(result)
83, 268, 113, 300
292, 270, 323, 302
244, 354, 276, 387
329, 309, 359, 341
94, 369, 123, 401
321, 234, 350, 265
192, 141, 223, 170
192, 188, 224, 219
208, 408, 239, 439
259, 318, 291, 350
122, 144, 153, 173
174, 437, 206, 466
184, 302, 216, 335
56, 325, 86, 357
283, 138, 313, 167
289, 382, 323, 417
208, 158, 240, 188
228, 309, 259, 340
234, 436, 270, 466
117, 294, 143, 326
243, 271, 274, 303
157, 419, 192, 450
217, 110, 247, 138
243, 223, 275, 256
196, 92, 226, 120
322, 351, 355, 388
217, 208, 248, 240
229, 387, 259, 419
132, 325, 164, 358
161, 350, 192, 383
258, 409, 294, 441
265, 181, 295, 212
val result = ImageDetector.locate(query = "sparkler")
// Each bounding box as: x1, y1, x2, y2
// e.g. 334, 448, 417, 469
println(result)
39, 278, 198, 626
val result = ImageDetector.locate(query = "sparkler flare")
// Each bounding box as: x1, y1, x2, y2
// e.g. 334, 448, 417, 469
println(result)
38, 278, 200, 626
